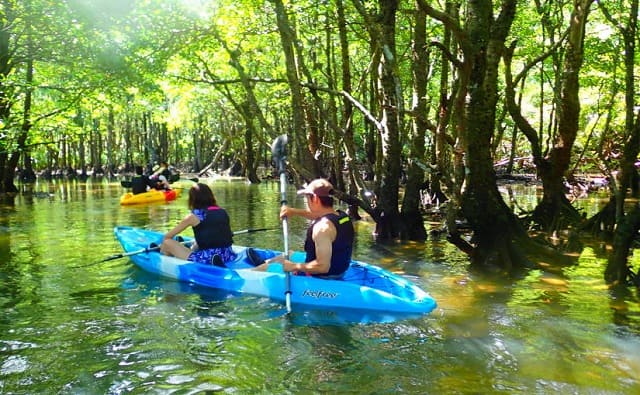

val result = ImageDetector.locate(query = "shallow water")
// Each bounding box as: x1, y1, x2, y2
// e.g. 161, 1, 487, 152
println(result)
0, 179, 639, 394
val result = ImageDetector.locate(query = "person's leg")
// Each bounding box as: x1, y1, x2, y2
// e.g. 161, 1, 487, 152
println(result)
160, 238, 191, 259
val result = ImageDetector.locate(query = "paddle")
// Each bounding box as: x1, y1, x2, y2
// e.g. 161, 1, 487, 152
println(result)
177, 177, 199, 183
99, 243, 166, 263
271, 134, 292, 313
96, 227, 276, 264
120, 177, 198, 189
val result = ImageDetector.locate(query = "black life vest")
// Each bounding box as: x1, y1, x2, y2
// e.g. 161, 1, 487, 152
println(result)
193, 207, 234, 249
304, 210, 354, 276
131, 175, 151, 194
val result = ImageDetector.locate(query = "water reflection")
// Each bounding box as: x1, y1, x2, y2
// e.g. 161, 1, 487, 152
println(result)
0, 179, 639, 393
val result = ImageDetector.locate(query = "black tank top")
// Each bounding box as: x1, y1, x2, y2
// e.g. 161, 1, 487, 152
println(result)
304, 211, 354, 276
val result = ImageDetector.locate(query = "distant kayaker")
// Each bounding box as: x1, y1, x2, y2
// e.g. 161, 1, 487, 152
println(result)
131, 165, 155, 194
150, 160, 173, 190
159, 183, 236, 267
251, 178, 354, 279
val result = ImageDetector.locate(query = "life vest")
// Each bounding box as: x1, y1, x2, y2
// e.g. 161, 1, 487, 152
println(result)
131, 175, 151, 194
192, 206, 234, 249
304, 210, 354, 276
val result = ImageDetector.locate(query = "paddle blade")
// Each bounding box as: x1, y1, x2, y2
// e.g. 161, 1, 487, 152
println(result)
271, 134, 288, 172
100, 253, 127, 262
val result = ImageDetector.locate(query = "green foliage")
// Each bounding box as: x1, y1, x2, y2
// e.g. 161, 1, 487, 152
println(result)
0, 0, 635, 181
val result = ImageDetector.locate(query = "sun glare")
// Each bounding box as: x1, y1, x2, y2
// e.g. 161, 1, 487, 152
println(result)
178, 0, 212, 19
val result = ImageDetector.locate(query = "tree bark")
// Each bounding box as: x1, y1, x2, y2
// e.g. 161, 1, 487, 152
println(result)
0, 0, 18, 193
375, 0, 403, 239
207, 27, 276, 179
602, 0, 639, 285
400, 0, 429, 241
336, 0, 362, 219
9, 53, 34, 190
606, 203, 640, 285
534, 0, 593, 231
420, 0, 538, 271
271, 0, 317, 176
351, 0, 404, 239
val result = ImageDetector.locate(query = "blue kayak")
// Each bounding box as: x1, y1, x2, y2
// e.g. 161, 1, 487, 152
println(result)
114, 226, 437, 318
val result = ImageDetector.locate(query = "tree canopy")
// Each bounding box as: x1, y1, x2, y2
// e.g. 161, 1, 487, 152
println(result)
1, 0, 639, 283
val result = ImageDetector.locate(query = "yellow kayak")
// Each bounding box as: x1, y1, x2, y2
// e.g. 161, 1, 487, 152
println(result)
119, 188, 182, 206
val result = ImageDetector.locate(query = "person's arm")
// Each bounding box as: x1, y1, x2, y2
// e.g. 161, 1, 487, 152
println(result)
151, 165, 165, 177
160, 213, 199, 258
281, 218, 335, 274
163, 214, 198, 241
280, 205, 320, 221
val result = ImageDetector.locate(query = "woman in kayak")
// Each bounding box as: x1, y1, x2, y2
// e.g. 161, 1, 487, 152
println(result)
160, 183, 236, 267
251, 178, 354, 279
149, 160, 173, 190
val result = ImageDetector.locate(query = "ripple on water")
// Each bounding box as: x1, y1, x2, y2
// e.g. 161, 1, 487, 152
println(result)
1, 355, 29, 375
3, 181, 640, 394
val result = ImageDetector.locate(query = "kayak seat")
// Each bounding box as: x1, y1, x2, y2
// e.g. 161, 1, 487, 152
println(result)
246, 248, 264, 267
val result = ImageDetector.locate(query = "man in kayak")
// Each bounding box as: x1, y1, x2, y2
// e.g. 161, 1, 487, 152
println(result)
251, 178, 354, 279
131, 165, 155, 194
159, 183, 236, 267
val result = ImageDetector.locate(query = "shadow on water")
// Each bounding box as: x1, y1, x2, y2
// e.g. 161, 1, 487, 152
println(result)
122, 265, 430, 327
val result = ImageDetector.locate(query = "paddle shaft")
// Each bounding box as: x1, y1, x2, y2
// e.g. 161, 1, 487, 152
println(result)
272, 134, 292, 313
280, 169, 291, 312
121, 177, 198, 189
102, 244, 162, 262
100, 227, 275, 263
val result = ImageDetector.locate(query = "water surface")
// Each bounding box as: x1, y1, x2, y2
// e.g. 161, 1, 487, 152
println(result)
0, 179, 639, 394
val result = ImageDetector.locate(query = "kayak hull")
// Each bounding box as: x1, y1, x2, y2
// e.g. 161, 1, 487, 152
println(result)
114, 226, 437, 317
119, 188, 181, 205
